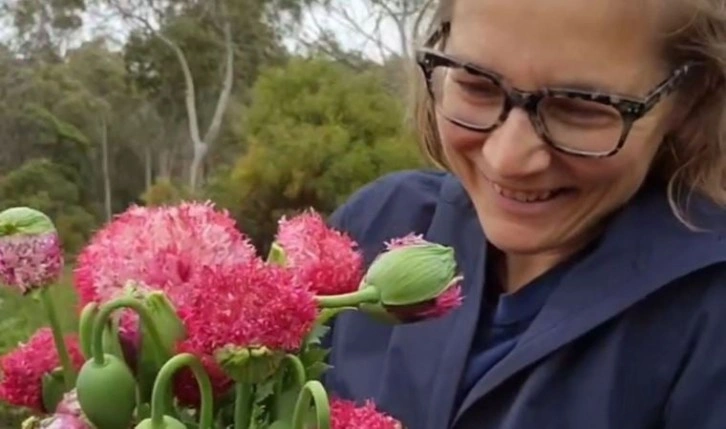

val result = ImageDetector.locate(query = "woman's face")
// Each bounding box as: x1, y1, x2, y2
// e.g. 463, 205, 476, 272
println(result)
439, 0, 680, 257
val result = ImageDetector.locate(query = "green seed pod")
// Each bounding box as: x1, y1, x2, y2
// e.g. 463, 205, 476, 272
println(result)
135, 416, 187, 429
76, 354, 137, 429
364, 243, 458, 306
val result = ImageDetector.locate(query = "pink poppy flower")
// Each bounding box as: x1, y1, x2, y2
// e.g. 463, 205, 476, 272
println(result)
275, 210, 363, 295
74, 202, 257, 307
174, 261, 318, 405
328, 398, 402, 429
0, 329, 85, 412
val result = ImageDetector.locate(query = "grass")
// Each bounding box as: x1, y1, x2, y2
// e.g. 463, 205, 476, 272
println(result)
0, 269, 78, 428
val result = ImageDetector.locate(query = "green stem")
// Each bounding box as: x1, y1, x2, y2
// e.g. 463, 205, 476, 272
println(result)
91, 297, 166, 366
78, 302, 98, 359
314, 286, 380, 308
273, 355, 307, 419
40, 288, 75, 390
233, 382, 254, 429
149, 353, 214, 429
292, 381, 330, 429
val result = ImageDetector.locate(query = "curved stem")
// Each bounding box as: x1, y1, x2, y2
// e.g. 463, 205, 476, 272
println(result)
91, 297, 166, 366
78, 302, 98, 359
315, 286, 380, 308
149, 353, 214, 429
273, 355, 307, 419
40, 288, 75, 390
292, 381, 330, 429
233, 382, 254, 429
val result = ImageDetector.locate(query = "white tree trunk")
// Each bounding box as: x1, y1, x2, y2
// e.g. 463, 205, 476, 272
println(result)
107, 0, 236, 193
144, 144, 152, 192
100, 116, 112, 221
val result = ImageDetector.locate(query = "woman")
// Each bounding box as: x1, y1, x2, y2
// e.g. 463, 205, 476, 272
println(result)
323, 0, 726, 428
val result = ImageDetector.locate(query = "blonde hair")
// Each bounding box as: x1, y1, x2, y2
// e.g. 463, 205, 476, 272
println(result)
408, 0, 726, 224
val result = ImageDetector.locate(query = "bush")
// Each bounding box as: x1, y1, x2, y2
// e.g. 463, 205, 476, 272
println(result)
140, 178, 190, 207
0, 158, 98, 255
207, 58, 423, 250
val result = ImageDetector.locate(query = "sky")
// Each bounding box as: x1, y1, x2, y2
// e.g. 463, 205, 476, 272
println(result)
0, 0, 407, 63
76, 0, 405, 62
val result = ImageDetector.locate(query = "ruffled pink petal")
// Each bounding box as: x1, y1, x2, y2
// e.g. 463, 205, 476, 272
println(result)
0, 233, 63, 293
276, 210, 363, 295
0, 329, 85, 412
329, 398, 402, 429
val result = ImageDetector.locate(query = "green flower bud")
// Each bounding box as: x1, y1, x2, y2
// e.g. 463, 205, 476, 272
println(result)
142, 290, 186, 356
0, 207, 56, 236
316, 235, 464, 323
76, 354, 137, 429
135, 416, 187, 429
267, 242, 287, 266
41, 368, 66, 413
364, 242, 458, 305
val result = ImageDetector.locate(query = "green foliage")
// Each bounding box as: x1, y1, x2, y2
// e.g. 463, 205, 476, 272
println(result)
141, 178, 191, 207
0, 159, 97, 255
208, 58, 423, 249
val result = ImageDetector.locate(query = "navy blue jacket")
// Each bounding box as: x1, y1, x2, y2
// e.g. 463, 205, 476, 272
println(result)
324, 170, 726, 429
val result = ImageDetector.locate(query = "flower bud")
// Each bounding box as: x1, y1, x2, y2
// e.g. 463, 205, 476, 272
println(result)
76, 354, 137, 429
0, 207, 63, 293
142, 290, 186, 356
135, 416, 188, 429
362, 235, 463, 322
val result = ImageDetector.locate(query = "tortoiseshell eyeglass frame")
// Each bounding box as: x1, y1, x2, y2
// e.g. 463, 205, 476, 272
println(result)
416, 22, 699, 158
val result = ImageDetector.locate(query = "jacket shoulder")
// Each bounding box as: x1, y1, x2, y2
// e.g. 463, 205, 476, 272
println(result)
328, 169, 447, 260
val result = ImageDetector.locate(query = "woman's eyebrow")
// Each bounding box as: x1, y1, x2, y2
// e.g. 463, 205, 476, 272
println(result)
448, 50, 630, 95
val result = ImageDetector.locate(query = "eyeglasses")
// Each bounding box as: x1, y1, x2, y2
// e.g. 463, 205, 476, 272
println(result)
416, 29, 697, 158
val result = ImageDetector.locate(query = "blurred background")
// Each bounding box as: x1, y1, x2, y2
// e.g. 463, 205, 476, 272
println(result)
0, 0, 433, 425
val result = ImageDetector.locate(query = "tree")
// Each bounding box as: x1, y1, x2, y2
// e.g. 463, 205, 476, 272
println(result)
208, 57, 423, 249
296, 0, 435, 62
1, 0, 86, 58
99, 0, 236, 192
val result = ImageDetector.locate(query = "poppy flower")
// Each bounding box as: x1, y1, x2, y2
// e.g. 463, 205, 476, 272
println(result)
0, 208, 63, 294
274, 210, 363, 295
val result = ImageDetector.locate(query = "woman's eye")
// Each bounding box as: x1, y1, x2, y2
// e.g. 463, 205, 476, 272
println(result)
455, 80, 501, 97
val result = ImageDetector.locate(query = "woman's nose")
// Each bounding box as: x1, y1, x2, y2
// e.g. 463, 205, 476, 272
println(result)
482, 109, 552, 178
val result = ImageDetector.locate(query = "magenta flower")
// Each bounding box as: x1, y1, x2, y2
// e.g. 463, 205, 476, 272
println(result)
274, 210, 363, 295
329, 398, 402, 429
0, 329, 85, 412
74, 202, 257, 307
174, 260, 318, 405
0, 207, 63, 293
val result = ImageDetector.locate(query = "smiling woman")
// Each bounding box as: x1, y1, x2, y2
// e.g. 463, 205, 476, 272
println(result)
320, 0, 726, 428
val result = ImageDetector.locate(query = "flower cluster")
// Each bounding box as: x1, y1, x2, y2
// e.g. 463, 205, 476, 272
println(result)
0, 202, 465, 429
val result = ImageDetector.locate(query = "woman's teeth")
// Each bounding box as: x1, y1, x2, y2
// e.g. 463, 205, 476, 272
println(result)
492, 183, 560, 203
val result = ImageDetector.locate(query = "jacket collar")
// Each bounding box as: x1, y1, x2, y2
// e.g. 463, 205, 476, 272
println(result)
435, 174, 726, 426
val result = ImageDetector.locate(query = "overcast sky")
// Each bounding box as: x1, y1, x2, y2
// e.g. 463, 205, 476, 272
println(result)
0, 1, 405, 63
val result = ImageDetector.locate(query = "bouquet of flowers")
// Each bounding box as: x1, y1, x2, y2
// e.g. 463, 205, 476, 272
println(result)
0, 203, 463, 429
